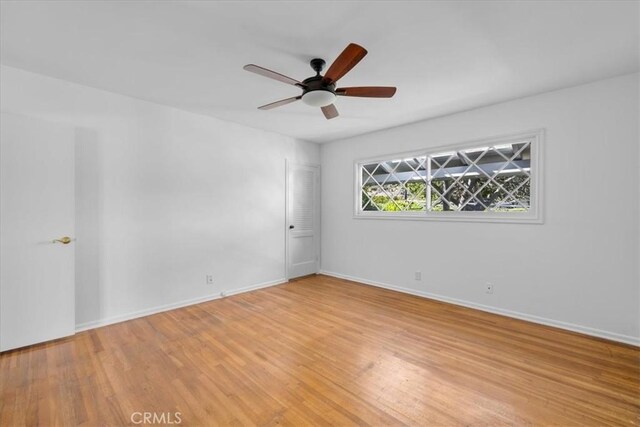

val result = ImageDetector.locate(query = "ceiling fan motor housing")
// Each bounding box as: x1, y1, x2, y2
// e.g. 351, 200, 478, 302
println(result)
301, 58, 336, 107
301, 76, 337, 107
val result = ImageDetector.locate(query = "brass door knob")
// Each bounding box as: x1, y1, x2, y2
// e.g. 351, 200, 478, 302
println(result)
52, 236, 73, 244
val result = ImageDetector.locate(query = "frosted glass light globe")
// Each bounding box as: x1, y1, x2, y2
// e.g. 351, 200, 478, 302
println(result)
302, 90, 337, 107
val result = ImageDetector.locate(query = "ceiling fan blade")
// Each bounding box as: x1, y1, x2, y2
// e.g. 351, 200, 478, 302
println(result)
321, 104, 339, 120
323, 43, 368, 85
258, 96, 301, 110
243, 64, 303, 87
336, 86, 397, 98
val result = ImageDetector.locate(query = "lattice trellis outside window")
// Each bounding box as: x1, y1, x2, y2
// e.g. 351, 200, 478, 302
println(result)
361, 156, 428, 212
355, 130, 543, 223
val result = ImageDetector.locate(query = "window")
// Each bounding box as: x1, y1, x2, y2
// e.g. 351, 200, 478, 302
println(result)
355, 130, 543, 223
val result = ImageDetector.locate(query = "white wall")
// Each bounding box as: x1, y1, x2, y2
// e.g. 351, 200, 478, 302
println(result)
0, 65, 319, 329
2, 65, 637, 345
321, 73, 640, 345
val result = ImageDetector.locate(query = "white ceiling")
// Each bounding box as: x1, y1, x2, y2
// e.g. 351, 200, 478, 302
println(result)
1, 1, 638, 143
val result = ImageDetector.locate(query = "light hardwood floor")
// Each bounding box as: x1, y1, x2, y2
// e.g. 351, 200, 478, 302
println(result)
1, 274, 638, 426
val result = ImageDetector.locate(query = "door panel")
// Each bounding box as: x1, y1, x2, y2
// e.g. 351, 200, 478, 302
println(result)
291, 235, 314, 264
287, 163, 319, 279
1, 112, 75, 351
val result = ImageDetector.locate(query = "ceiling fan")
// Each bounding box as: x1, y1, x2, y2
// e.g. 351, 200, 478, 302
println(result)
243, 43, 396, 120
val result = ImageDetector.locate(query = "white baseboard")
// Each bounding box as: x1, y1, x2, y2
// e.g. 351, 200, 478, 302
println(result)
75, 278, 287, 333
319, 270, 639, 347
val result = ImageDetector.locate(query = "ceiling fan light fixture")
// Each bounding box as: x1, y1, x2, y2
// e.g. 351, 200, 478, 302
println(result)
301, 89, 336, 107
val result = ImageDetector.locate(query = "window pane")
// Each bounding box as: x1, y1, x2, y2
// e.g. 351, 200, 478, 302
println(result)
360, 157, 427, 212
427, 142, 531, 212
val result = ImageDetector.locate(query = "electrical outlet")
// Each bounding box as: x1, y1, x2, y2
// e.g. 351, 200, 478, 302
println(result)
414, 271, 422, 281
486, 283, 494, 294
206, 275, 214, 285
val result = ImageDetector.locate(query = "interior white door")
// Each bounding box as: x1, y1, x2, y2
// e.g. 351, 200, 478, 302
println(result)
1, 112, 75, 352
287, 162, 320, 279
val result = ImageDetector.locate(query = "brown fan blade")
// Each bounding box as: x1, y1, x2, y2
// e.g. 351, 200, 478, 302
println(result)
323, 43, 368, 85
321, 104, 339, 120
243, 64, 303, 87
258, 96, 301, 110
336, 86, 397, 98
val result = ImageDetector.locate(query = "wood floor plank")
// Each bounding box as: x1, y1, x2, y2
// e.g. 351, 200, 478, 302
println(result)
1, 274, 638, 426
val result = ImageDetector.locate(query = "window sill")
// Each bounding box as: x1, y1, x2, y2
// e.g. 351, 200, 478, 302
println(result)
353, 211, 544, 224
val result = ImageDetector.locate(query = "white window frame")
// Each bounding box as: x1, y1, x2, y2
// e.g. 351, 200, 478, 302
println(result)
353, 129, 544, 224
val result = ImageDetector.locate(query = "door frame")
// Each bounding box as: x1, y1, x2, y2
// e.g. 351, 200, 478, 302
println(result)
284, 159, 320, 281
